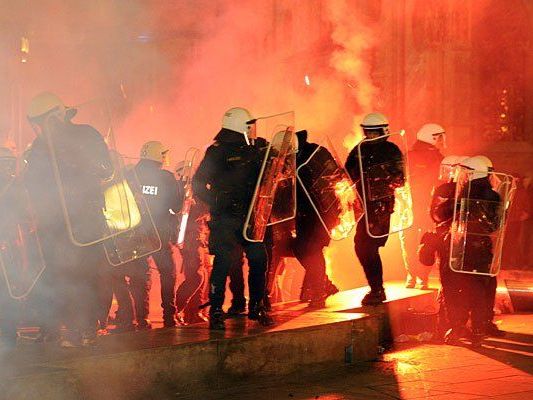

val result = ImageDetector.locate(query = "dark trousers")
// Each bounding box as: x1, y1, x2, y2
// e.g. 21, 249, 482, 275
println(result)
208, 217, 267, 310
33, 233, 103, 336
0, 278, 18, 342
129, 243, 176, 323
486, 276, 497, 323
111, 266, 135, 326
439, 248, 495, 331
354, 218, 389, 292
292, 238, 327, 296
176, 247, 206, 316
97, 265, 113, 327
228, 258, 246, 307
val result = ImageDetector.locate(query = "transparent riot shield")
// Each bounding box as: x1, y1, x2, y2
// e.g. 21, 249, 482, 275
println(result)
42, 100, 141, 247
243, 114, 296, 242
254, 111, 295, 143
176, 147, 200, 248
296, 137, 363, 240
449, 169, 516, 276
102, 158, 162, 266
0, 184, 46, 299
357, 131, 413, 238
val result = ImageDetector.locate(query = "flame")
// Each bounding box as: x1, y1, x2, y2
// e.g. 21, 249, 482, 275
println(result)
390, 181, 414, 232
343, 116, 365, 152
330, 178, 358, 240
398, 229, 410, 273
393, 181, 414, 272
323, 246, 334, 280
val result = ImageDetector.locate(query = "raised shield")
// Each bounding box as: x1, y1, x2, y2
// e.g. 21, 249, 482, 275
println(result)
176, 147, 201, 248
297, 137, 363, 240
39, 100, 152, 247
357, 131, 413, 238
102, 155, 162, 266
0, 184, 46, 299
243, 112, 296, 242
449, 168, 515, 276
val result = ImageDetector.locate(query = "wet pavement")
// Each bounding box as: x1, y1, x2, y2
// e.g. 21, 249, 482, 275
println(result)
182, 314, 533, 400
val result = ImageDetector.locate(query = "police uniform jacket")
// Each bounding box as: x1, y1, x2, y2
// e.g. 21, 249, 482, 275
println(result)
24, 121, 113, 238
345, 138, 405, 217
133, 159, 180, 241
295, 139, 332, 244
192, 128, 267, 221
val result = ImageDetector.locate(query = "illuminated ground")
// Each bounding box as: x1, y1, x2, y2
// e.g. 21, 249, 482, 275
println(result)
182, 314, 533, 400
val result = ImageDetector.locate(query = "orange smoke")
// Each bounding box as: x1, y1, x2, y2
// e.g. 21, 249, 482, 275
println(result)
325, 0, 378, 152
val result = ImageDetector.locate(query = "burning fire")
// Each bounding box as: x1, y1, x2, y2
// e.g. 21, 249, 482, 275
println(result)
323, 246, 334, 280
343, 118, 365, 152
330, 178, 359, 240
393, 182, 414, 272
390, 181, 414, 232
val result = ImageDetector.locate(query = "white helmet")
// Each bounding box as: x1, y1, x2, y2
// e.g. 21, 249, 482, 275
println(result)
222, 107, 254, 135
27, 92, 66, 122
474, 155, 493, 171
360, 112, 389, 137
439, 155, 467, 181
461, 156, 491, 180
416, 123, 445, 146
140, 141, 170, 165
360, 112, 388, 129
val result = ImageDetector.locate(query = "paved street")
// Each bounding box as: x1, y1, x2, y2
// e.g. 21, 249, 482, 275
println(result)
187, 314, 533, 400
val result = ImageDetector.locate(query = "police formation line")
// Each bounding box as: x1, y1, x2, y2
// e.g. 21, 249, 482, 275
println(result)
0, 92, 513, 347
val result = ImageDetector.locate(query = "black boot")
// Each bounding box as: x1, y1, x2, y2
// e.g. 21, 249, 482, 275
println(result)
325, 278, 339, 297
209, 307, 225, 330
263, 295, 272, 312
227, 300, 246, 316
361, 289, 386, 306
248, 301, 274, 327
444, 326, 471, 345
485, 321, 505, 337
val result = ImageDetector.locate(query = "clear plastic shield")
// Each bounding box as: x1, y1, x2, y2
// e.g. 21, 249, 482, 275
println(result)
296, 138, 363, 240
243, 115, 296, 242
43, 100, 140, 247
449, 169, 515, 276
102, 159, 162, 266
357, 131, 413, 238
0, 185, 46, 299
176, 147, 200, 248
255, 111, 295, 142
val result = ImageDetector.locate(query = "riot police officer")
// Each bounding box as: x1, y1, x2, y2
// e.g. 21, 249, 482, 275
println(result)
193, 107, 273, 330
24, 92, 113, 346
430, 155, 466, 339
174, 161, 211, 325
438, 156, 503, 343
293, 130, 338, 307
405, 123, 445, 288
128, 141, 181, 328
345, 113, 405, 306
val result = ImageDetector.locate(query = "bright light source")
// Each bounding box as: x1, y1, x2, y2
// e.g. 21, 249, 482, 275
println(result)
304, 75, 311, 86
21, 37, 29, 54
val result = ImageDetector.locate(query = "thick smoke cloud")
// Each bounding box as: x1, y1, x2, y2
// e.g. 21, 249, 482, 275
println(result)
1, 0, 531, 293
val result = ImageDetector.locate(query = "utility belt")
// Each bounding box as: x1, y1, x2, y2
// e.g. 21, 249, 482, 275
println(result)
211, 191, 250, 216
212, 192, 249, 217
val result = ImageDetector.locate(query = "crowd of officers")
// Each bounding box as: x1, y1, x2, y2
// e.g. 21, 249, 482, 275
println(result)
0, 92, 508, 348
